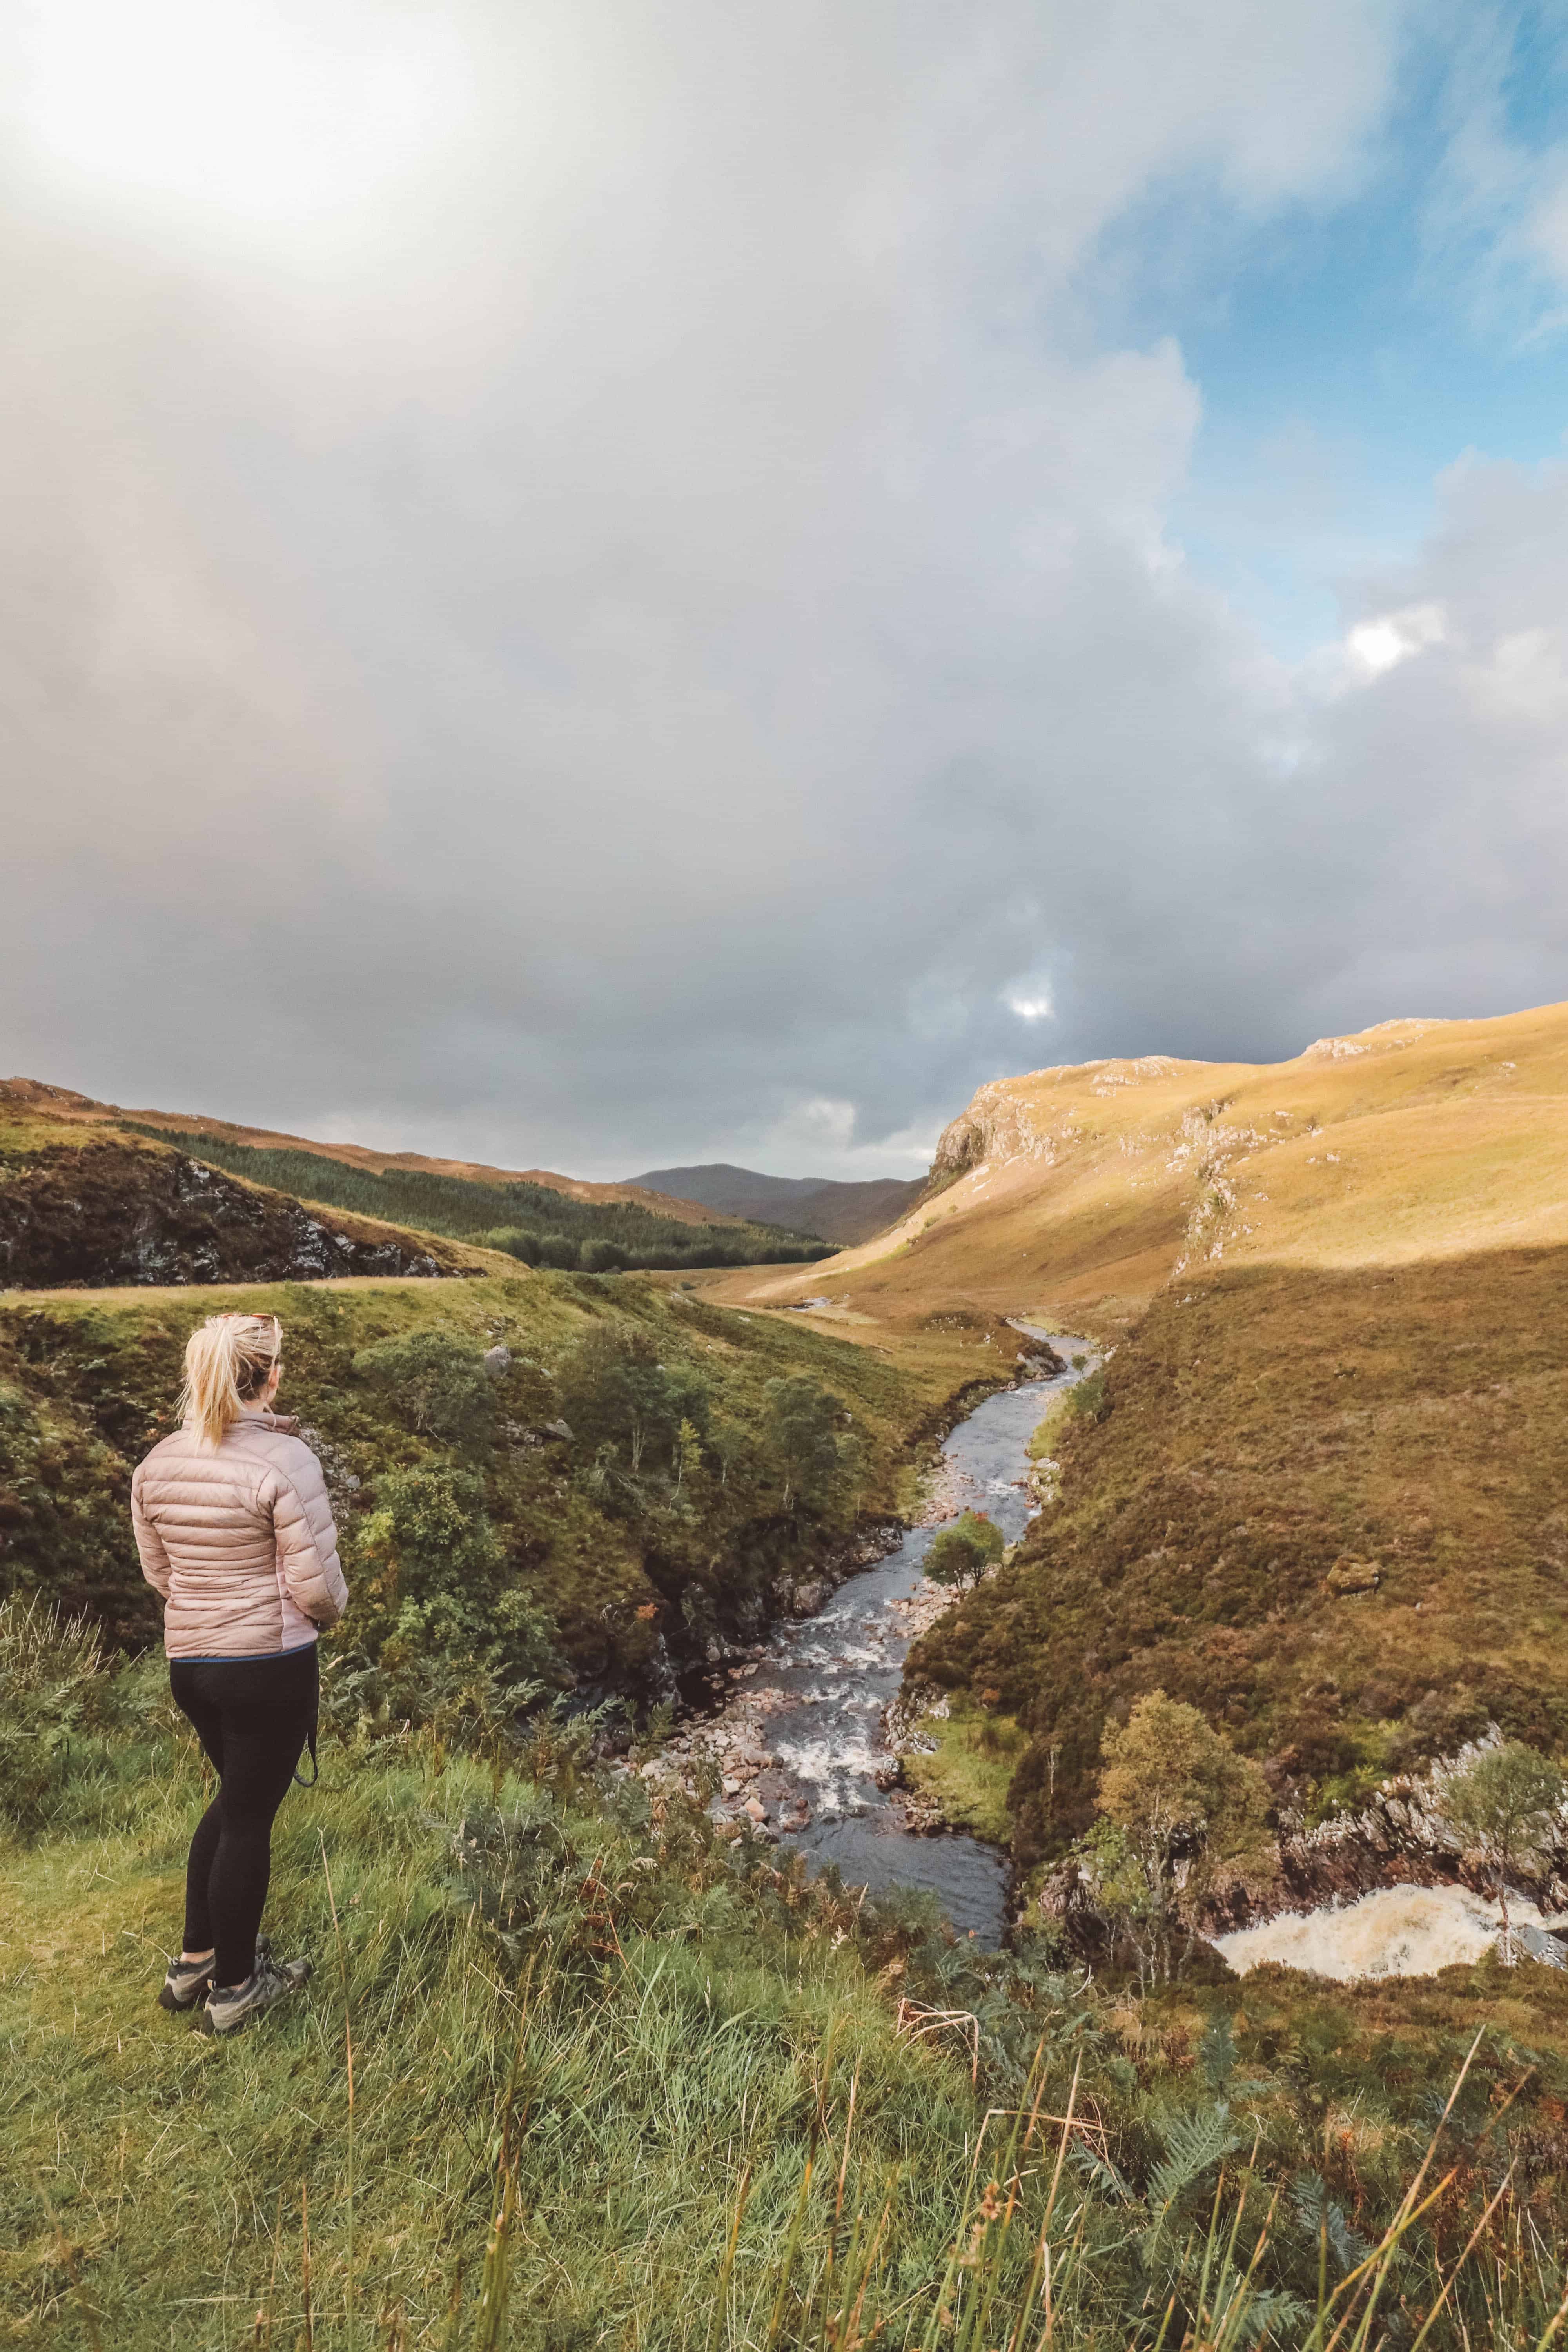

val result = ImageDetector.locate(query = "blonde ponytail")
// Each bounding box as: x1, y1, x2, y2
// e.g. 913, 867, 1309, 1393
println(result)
178, 1314, 282, 1450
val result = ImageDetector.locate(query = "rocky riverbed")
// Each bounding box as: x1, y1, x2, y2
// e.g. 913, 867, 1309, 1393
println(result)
637, 1333, 1100, 1943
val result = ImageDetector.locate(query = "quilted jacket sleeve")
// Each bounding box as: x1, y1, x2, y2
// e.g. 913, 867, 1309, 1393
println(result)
130, 1458, 172, 1599
268, 1450, 348, 1629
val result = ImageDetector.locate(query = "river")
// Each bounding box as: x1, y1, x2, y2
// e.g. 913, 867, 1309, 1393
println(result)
658, 1330, 1098, 1947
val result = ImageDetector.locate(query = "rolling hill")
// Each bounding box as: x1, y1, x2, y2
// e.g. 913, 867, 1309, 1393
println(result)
0, 1080, 831, 1283
631, 1161, 924, 1246
723, 1001, 1568, 1331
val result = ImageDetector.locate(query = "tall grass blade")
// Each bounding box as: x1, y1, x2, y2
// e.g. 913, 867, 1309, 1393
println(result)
319, 1832, 356, 2352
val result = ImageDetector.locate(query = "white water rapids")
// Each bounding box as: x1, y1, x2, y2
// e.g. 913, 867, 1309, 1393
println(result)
1216, 1884, 1568, 1981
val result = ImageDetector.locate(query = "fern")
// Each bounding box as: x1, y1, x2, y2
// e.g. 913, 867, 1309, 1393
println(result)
1290, 2172, 1372, 2277
1147, 2101, 1244, 2216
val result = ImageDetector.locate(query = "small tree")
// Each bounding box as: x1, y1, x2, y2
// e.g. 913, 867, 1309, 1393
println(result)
923, 1510, 1005, 1593
1437, 1740, 1568, 1963
673, 1415, 703, 1497
761, 1375, 845, 1512
1087, 1690, 1276, 1985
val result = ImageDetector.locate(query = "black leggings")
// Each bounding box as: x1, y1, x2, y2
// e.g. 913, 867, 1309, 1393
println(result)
169, 1646, 318, 1988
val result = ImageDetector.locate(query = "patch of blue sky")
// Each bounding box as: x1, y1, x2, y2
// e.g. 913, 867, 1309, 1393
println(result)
1083, 5, 1568, 659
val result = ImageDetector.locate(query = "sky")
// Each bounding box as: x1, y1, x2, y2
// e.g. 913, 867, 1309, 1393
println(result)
4, 0, 1568, 1180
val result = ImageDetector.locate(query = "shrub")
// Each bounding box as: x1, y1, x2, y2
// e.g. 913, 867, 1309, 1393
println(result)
923, 1510, 1005, 1592
1082, 1690, 1276, 1985
477, 1227, 543, 1265
1437, 1740, 1568, 1961
555, 1325, 710, 1478
581, 1239, 629, 1273
352, 1328, 495, 1446
536, 1234, 581, 1270
356, 1465, 561, 1703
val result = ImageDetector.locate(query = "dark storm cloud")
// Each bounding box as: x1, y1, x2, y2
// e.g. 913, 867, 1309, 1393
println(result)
6, 0, 1563, 1178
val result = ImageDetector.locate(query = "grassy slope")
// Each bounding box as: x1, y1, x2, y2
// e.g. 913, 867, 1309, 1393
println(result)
119, 1125, 823, 1258
0, 1090, 818, 1275
0, 1107, 505, 1285
9, 1699, 1568, 2348
0, 1269, 1002, 1682
915, 1248, 1568, 1859
717, 1001, 1568, 1332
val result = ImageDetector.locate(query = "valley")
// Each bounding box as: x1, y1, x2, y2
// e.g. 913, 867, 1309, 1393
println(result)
10, 1011, 1568, 2343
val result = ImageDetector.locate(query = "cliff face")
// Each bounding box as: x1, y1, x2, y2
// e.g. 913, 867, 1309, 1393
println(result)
0, 1142, 470, 1288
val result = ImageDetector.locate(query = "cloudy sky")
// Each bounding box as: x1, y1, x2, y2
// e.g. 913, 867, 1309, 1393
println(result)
4, 1, 1568, 1178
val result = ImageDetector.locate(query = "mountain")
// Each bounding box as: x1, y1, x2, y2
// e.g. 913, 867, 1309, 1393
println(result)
630, 1162, 924, 1247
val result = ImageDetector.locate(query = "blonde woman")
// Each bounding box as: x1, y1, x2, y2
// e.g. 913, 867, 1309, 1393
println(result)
131, 1312, 348, 2034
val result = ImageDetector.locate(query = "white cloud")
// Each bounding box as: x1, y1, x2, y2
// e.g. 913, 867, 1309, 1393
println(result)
15, 3, 1568, 1181
1346, 602, 1448, 675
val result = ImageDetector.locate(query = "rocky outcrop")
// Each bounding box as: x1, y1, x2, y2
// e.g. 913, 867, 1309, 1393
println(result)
1270, 1736, 1568, 1920
0, 1141, 471, 1287
1033, 1734, 1568, 1963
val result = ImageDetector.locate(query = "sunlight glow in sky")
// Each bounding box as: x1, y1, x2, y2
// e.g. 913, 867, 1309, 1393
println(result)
18, 0, 474, 224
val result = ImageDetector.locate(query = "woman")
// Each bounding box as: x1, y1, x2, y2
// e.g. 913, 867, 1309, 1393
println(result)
131, 1311, 348, 2035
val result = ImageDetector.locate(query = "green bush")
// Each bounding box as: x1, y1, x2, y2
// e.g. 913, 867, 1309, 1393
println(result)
475, 1226, 543, 1265
581, 1238, 629, 1273
923, 1508, 1005, 1591
352, 1329, 495, 1446
355, 1465, 561, 1707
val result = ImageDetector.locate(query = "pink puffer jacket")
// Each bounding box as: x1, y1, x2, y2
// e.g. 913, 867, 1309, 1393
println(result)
131, 1409, 348, 1659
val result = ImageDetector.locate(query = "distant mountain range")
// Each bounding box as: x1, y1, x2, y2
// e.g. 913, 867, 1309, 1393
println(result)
630, 1163, 926, 1247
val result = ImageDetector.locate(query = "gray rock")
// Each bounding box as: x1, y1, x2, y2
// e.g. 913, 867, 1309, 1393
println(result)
483, 1344, 512, 1380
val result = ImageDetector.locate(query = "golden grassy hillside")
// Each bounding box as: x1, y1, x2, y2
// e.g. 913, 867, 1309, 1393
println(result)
857, 1000, 1568, 1869
724, 1000, 1568, 1333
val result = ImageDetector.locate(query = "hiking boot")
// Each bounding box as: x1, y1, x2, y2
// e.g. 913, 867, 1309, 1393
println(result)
158, 1935, 271, 2011
196, 1952, 310, 2036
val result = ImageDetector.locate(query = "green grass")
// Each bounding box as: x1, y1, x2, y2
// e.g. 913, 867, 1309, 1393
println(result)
898, 1697, 1026, 1842
1025, 1390, 1073, 1462
9, 1664, 1568, 2349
